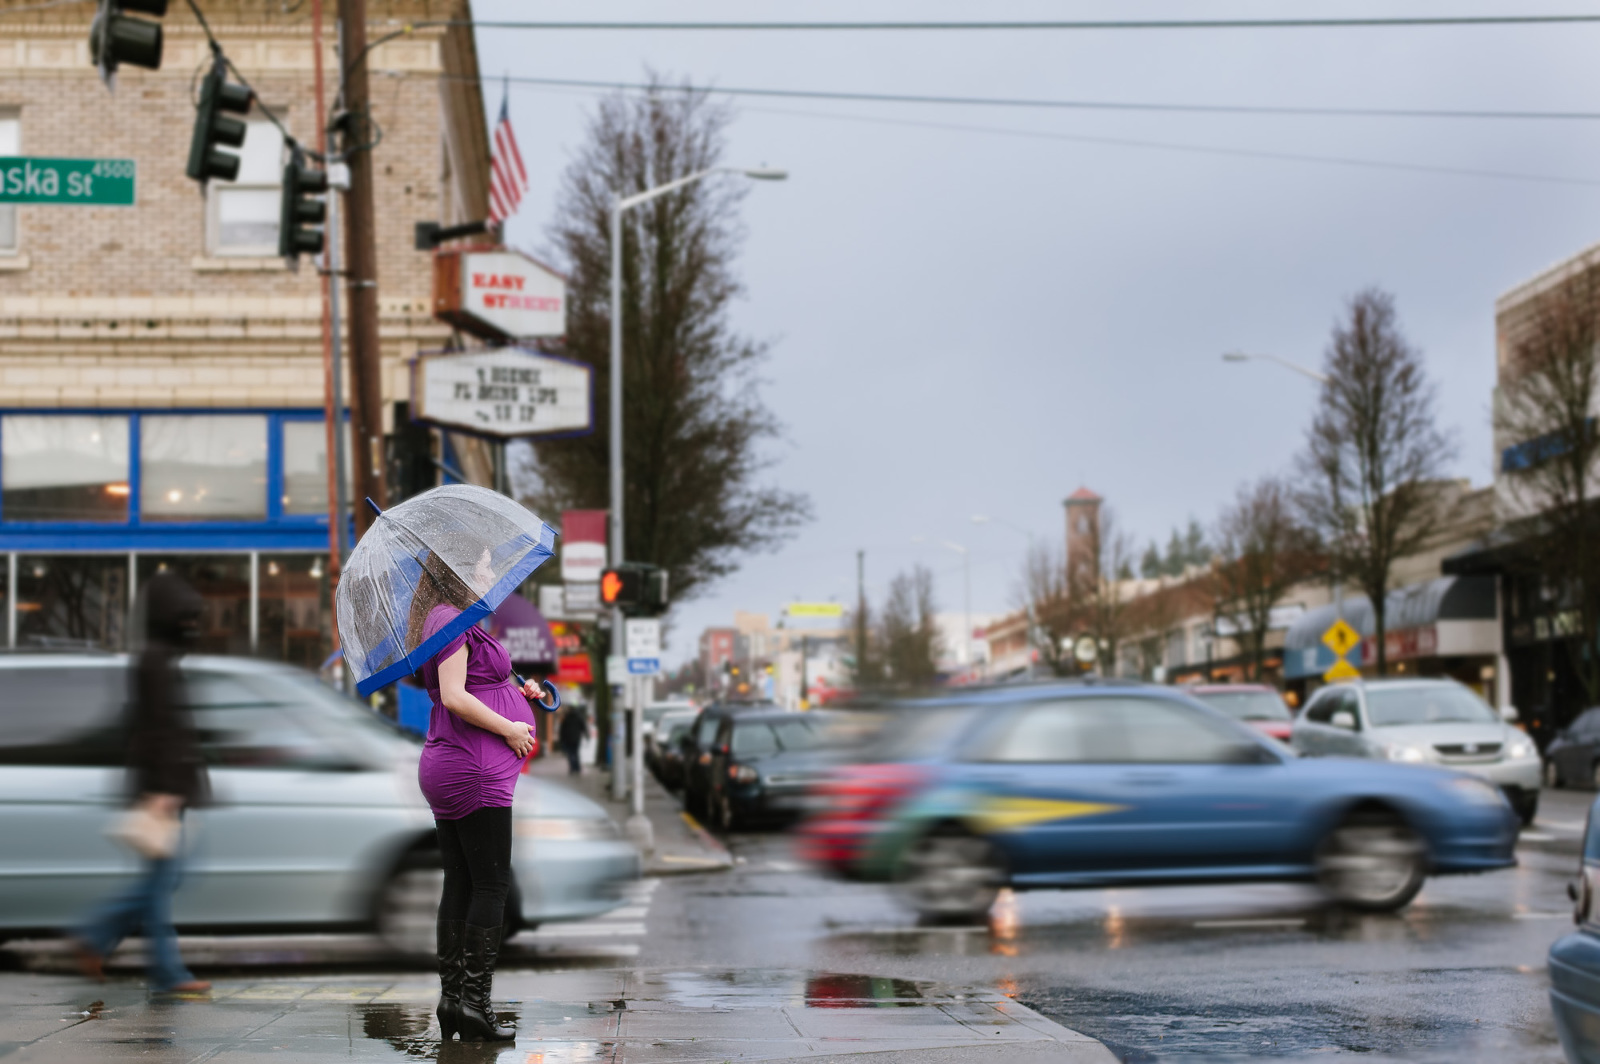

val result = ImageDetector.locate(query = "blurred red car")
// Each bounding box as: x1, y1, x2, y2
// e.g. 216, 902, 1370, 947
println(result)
1184, 683, 1293, 742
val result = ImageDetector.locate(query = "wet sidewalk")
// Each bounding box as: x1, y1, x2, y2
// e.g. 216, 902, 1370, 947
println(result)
0, 967, 1117, 1063
529, 752, 734, 877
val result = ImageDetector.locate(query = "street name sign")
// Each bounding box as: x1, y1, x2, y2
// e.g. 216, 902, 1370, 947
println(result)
625, 618, 662, 659
413, 346, 592, 438
606, 655, 627, 685
0, 157, 135, 205
628, 657, 662, 675
787, 602, 844, 618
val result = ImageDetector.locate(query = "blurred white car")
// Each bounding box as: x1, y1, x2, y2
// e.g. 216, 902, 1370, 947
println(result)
0, 653, 639, 956
1290, 678, 1540, 824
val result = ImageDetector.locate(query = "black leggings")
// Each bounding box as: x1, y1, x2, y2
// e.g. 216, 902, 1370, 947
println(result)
436, 805, 513, 930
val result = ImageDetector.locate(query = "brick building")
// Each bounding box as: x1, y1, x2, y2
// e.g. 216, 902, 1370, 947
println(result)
0, 0, 492, 666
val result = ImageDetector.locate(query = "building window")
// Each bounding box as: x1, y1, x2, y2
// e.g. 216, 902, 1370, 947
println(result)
281, 419, 352, 516
17, 554, 128, 650
138, 555, 250, 655
259, 553, 330, 667
0, 114, 18, 254
1, 415, 130, 522
207, 120, 283, 256
141, 415, 267, 522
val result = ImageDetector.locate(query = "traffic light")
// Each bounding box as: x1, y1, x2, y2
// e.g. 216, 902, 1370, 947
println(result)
598, 563, 668, 616
89, 0, 168, 81
278, 152, 327, 258
186, 60, 253, 183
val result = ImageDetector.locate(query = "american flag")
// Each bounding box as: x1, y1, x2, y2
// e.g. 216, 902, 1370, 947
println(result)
487, 91, 527, 225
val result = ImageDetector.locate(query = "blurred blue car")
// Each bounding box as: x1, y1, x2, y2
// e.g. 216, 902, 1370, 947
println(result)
800, 682, 1519, 920
1550, 798, 1600, 1063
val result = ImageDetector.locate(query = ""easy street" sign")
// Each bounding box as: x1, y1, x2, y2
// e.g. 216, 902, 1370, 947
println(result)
0, 157, 134, 205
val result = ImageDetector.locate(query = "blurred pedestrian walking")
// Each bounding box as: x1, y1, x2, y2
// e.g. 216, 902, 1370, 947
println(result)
74, 571, 211, 996
558, 706, 590, 776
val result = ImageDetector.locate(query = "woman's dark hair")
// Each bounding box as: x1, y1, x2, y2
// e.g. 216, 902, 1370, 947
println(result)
404, 551, 478, 656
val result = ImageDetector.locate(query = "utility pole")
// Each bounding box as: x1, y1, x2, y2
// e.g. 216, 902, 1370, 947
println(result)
335, 0, 385, 539
855, 550, 866, 682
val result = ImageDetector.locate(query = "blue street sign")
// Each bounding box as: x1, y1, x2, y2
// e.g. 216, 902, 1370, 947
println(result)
627, 657, 661, 675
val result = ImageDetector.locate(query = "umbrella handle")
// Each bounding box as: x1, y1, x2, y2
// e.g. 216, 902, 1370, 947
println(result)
535, 680, 561, 711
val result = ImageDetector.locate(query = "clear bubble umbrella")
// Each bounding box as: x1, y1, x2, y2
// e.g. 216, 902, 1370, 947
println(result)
335, 484, 558, 697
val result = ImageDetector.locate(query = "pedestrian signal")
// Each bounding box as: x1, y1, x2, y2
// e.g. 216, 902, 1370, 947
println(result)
598, 563, 669, 616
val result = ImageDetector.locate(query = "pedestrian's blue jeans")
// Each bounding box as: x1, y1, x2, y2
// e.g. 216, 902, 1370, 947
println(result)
78, 842, 194, 992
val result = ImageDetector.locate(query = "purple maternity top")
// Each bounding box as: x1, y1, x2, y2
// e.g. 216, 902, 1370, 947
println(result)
415, 604, 534, 821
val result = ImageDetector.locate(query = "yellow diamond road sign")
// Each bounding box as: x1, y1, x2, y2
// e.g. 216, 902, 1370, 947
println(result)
1322, 618, 1361, 658
1323, 658, 1362, 682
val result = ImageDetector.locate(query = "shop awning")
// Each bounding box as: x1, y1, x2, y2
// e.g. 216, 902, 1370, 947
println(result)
1282, 575, 1496, 679
487, 591, 557, 667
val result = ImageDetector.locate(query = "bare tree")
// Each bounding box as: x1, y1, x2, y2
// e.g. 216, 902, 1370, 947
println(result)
1297, 289, 1453, 676
1013, 539, 1072, 675
1213, 476, 1321, 680
880, 565, 942, 688
525, 80, 810, 603
1495, 262, 1600, 702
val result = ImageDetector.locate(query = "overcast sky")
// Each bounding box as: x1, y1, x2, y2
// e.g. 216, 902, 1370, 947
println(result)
473, 1, 1600, 665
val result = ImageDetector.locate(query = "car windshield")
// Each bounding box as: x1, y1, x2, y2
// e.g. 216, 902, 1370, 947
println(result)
665, 722, 692, 745
1366, 685, 1498, 727
866, 706, 974, 762
1193, 691, 1290, 722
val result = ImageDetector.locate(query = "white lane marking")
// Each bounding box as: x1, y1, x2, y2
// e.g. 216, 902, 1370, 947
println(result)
1193, 918, 1307, 930
1513, 912, 1572, 920
1537, 820, 1586, 832
1519, 832, 1557, 841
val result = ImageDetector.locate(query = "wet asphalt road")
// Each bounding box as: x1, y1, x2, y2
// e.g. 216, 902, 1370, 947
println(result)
642, 788, 1595, 1063
4, 789, 1590, 1062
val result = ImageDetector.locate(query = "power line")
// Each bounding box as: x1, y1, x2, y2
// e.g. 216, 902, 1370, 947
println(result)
440, 14, 1600, 31
465, 73, 1600, 122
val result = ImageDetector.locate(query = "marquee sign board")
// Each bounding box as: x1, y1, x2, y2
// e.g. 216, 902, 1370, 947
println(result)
433, 248, 566, 343
413, 347, 593, 438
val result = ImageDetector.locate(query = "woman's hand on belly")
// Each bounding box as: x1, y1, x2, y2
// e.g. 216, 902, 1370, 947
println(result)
503, 720, 534, 758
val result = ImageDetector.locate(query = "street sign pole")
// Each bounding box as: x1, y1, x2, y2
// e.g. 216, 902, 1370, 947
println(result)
621, 618, 662, 852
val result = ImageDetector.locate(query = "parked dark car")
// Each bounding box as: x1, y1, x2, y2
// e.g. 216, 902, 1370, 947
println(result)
680, 701, 777, 820
646, 710, 697, 791
705, 710, 839, 831
1186, 683, 1294, 742
1545, 708, 1600, 791
1549, 795, 1600, 1062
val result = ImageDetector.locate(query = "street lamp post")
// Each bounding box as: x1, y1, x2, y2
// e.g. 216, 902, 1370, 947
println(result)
607, 166, 787, 840
1220, 350, 1342, 620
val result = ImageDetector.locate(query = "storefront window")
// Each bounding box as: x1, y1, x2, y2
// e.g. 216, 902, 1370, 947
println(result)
141, 415, 267, 522
258, 553, 330, 668
16, 554, 128, 650
283, 421, 328, 516
2, 415, 130, 523
138, 555, 250, 656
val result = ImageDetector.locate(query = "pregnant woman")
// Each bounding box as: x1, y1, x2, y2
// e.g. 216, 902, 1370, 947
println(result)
409, 552, 546, 1043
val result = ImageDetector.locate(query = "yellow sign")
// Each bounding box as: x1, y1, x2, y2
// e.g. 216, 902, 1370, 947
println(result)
1322, 618, 1361, 658
972, 796, 1128, 834
786, 602, 844, 618
1323, 658, 1362, 682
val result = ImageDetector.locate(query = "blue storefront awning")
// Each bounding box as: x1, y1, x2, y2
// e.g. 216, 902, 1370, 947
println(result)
1282, 575, 1496, 679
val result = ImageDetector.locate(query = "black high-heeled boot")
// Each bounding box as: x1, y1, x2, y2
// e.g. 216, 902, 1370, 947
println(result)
436, 918, 466, 1040
457, 924, 515, 1042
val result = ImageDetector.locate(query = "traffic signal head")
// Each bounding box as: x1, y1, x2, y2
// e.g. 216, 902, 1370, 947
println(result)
186, 60, 253, 183
90, 0, 168, 80
598, 563, 669, 616
278, 155, 327, 258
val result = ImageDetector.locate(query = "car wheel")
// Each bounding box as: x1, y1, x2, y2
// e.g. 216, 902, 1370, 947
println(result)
1546, 760, 1563, 789
896, 827, 1005, 923
1315, 811, 1427, 912
376, 857, 444, 960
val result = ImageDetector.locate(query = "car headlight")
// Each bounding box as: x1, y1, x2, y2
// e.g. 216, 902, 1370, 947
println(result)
1507, 740, 1535, 760
1441, 776, 1506, 806
729, 765, 759, 784
1385, 744, 1428, 763
514, 817, 621, 841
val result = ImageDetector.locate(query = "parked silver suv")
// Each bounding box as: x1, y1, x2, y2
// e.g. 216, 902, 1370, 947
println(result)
1291, 678, 1540, 824
0, 653, 639, 955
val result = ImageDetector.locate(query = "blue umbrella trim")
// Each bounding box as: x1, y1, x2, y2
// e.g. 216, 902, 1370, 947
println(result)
355, 527, 556, 697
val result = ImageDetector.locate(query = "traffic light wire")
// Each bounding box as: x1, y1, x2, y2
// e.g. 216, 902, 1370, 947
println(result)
181, 0, 314, 161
